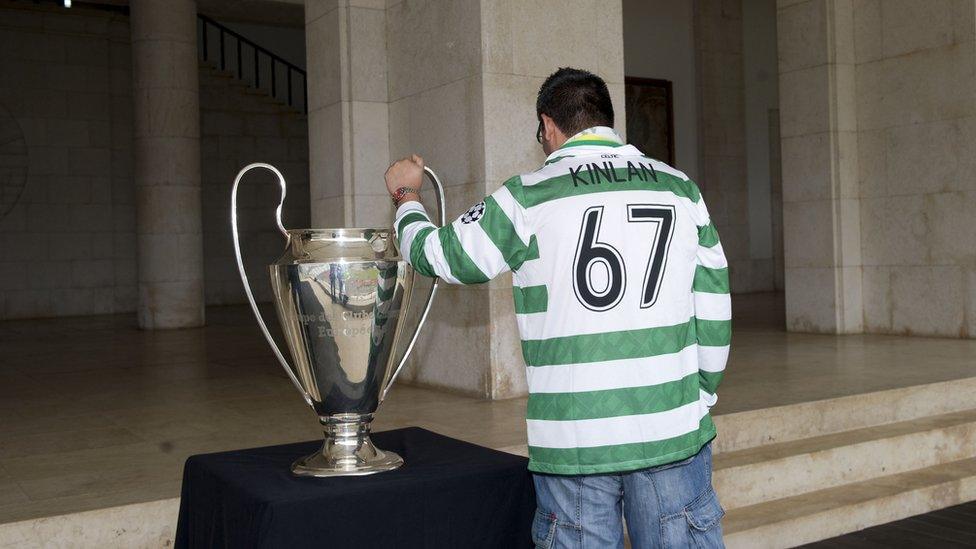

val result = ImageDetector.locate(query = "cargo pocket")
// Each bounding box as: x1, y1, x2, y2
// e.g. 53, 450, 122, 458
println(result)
531, 508, 557, 549
684, 486, 726, 548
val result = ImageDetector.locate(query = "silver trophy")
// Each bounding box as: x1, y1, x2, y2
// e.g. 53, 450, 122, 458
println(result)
231, 163, 445, 477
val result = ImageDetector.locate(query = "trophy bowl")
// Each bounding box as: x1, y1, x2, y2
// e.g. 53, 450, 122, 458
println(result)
231, 163, 444, 477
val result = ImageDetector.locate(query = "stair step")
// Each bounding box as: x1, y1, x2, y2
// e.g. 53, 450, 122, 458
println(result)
723, 456, 976, 548
715, 408, 976, 509
713, 376, 976, 454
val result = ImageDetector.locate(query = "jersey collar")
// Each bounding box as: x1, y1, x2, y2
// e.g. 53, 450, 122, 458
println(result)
544, 126, 625, 164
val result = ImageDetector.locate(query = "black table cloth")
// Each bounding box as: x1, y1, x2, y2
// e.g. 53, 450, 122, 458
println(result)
174, 427, 536, 548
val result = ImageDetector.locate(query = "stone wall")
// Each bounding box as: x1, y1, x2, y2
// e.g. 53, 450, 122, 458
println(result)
479, 0, 626, 398
0, 4, 309, 319
384, 0, 626, 398
777, 0, 976, 338
386, 0, 492, 396
0, 5, 135, 320
694, 0, 775, 293
853, 0, 976, 338
199, 65, 309, 305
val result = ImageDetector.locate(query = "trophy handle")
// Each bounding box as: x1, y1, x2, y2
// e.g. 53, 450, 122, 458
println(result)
381, 166, 446, 401
231, 163, 313, 408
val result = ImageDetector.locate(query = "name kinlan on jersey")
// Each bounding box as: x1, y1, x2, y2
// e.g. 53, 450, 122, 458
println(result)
568, 161, 658, 187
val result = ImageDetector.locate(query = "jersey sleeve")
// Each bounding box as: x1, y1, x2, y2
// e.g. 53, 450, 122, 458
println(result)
393, 177, 537, 285
690, 191, 731, 408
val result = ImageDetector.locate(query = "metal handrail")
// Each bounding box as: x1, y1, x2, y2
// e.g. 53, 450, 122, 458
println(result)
197, 14, 308, 113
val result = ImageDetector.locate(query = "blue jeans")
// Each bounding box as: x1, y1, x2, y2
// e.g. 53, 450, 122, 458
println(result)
530, 442, 725, 548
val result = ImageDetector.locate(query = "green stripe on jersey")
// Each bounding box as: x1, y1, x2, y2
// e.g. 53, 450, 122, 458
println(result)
518, 168, 699, 208
527, 415, 716, 475
521, 319, 696, 367
693, 266, 730, 294
397, 212, 429, 238
513, 285, 548, 314
697, 319, 731, 346
698, 222, 720, 247
480, 195, 532, 270
560, 140, 625, 149
700, 370, 724, 395
525, 235, 540, 261
526, 371, 700, 421
438, 225, 489, 284
409, 226, 437, 278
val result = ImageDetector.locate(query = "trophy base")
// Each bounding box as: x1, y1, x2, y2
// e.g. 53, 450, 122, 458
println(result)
291, 414, 403, 477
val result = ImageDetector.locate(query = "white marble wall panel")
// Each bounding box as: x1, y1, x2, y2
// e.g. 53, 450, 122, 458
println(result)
776, 0, 827, 73
851, 1, 976, 338
860, 265, 892, 332
386, 0, 482, 101
777, 0, 863, 333
891, 265, 965, 337
387, 75, 484, 189
784, 267, 838, 332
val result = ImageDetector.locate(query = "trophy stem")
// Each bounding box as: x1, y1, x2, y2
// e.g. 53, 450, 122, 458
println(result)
291, 413, 403, 477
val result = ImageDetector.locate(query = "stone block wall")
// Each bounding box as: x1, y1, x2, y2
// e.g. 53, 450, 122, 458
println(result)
853, 0, 976, 338
0, 4, 309, 320
777, 0, 976, 338
694, 0, 776, 294
386, 0, 492, 396
0, 6, 136, 320
199, 66, 309, 305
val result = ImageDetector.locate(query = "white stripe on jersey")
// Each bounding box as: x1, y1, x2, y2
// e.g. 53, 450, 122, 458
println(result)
525, 344, 699, 394
422, 232, 462, 284
698, 345, 730, 373
697, 241, 728, 269
490, 184, 533, 246
526, 399, 708, 449
694, 292, 732, 321
700, 388, 718, 407
450, 218, 508, 280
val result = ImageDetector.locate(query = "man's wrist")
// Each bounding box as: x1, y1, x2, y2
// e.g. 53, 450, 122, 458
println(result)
391, 186, 420, 207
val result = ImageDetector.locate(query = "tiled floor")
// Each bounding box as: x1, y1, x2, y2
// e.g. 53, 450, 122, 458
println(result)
1, 293, 976, 524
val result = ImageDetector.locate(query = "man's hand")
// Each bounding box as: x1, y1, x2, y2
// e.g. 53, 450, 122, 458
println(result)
385, 154, 424, 197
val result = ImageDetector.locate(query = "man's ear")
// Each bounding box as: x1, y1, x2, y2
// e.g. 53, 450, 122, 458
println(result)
542, 114, 558, 142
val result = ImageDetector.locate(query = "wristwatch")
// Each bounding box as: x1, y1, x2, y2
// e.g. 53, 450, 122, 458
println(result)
391, 186, 419, 207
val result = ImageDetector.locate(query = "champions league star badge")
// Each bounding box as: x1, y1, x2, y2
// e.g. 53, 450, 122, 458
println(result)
461, 201, 486, 224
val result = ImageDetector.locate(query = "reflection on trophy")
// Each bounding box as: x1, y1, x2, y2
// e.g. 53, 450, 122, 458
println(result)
230, 163, 445, 477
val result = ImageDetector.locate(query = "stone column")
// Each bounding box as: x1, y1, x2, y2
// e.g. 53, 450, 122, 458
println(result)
130, 0, 205, 329
479, 0, 626, 398
387, 0, 626, 399
777, 0, 862, 333
305, 0, 390, 228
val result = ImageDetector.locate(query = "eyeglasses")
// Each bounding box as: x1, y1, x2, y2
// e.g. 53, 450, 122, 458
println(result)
536, 119, 544, 144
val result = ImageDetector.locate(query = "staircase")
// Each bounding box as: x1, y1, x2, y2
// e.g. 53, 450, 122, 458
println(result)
497, 377, 976, 547
715, 376, 976, 547
197, 14, 307, 113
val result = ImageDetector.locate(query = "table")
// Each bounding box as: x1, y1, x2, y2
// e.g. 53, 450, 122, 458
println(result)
174, 427, 536, 548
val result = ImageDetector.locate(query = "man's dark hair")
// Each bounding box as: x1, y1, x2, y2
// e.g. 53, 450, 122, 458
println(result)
536, 67, 614, 136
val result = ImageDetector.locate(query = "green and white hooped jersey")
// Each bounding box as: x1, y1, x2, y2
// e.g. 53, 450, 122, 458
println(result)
394, 127, 730, 475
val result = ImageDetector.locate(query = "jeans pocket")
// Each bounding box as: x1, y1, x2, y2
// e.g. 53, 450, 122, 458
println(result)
685, 486, 725, 531
684, 487, 726, 548
531, 508, 557, 549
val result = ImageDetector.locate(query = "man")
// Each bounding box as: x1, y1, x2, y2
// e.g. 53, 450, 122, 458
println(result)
385, 67, 729, 548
